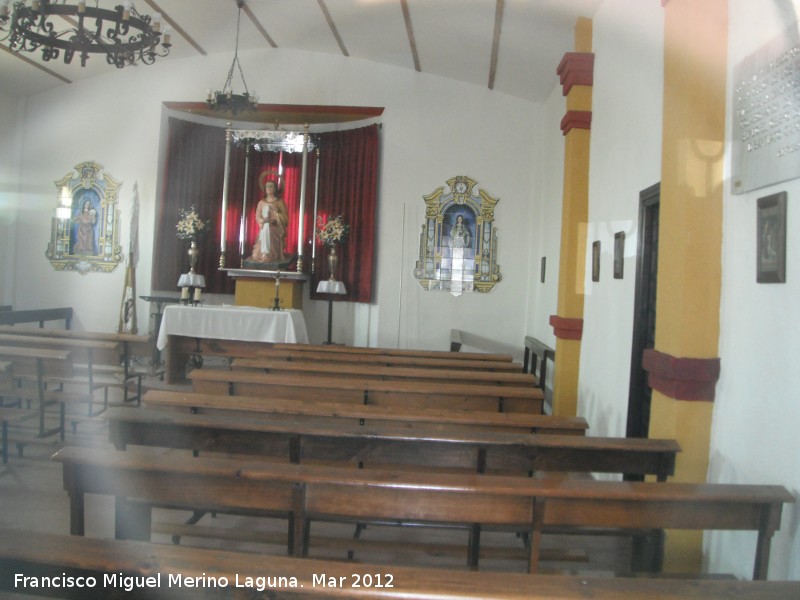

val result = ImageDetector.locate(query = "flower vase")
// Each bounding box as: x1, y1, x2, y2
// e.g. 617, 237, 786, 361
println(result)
327, 245, 338, 282
188, 239, 199, 274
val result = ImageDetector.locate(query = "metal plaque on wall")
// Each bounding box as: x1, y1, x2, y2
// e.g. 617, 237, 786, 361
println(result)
732, 26, 800, 194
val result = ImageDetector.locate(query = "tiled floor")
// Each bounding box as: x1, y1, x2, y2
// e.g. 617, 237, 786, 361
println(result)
0, 372, 632, 590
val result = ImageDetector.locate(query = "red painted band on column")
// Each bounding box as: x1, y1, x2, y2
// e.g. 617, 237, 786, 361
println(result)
549, 315, 584, 340
561, 110, 592, 135
642, 349, 720, 401
557, 52, 595, 96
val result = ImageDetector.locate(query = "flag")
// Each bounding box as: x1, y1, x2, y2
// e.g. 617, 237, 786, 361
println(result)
118, 183, 140, 334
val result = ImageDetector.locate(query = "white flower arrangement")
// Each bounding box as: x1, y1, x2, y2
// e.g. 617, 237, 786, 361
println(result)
176, 205, 210, 240
316, 214, 350, 247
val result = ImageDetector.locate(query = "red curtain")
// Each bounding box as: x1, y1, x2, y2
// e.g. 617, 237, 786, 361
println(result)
154, 119, 378, 303
153, 118, 236, 294
311, 124, 380, 303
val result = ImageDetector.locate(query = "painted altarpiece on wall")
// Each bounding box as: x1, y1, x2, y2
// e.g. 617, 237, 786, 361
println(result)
46, 161, 123, 274
414, 175, 501, 295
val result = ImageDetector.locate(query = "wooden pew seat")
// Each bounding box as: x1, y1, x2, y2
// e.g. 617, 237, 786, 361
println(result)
3, 528, 799, 599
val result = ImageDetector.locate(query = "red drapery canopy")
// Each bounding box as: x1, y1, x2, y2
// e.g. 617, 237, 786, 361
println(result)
153, 119, 378, 303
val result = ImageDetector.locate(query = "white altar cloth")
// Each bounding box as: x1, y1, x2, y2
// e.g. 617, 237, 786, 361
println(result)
156, 305, 309, 350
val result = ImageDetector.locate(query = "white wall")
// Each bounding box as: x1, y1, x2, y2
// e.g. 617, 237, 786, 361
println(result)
0, 91, 22, 307
705, 0, 800, 580
8, 47, 542, 353
577, 0, 664, 438
525, 84, 563, 351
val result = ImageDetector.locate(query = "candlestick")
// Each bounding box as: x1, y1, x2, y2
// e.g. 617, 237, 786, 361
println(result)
193, 287, 202, 303
180, 286, 189, 300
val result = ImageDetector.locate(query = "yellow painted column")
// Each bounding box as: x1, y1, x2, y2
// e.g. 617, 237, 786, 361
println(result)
550, 18, 593, 418
647, 0, 727, 572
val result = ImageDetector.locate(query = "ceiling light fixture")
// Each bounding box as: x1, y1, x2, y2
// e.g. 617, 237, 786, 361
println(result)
0, 0, 171, 68
206, 0, 258, 116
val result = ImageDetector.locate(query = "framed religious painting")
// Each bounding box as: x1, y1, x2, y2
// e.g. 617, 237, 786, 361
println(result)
592, 241, 601, 282
756, 191, 787, 283
46, 161, 124, 274
613, 231, 625, 279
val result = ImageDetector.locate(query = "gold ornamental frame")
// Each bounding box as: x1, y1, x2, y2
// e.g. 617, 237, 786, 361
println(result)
414, 175, 501, 295
46, 161, 123, 274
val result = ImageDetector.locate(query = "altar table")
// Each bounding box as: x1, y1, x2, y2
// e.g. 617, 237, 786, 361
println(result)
157, 305, 309, 383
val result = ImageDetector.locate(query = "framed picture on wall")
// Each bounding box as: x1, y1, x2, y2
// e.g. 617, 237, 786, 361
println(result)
540, 257, 546, 283
592, 241, 600, 282
613, 232, 625, 279
756, 191, 787, 283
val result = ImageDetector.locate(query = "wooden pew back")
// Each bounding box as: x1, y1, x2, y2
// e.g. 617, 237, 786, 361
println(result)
189, 369, 543, 413
232, 357, 537, 387
0, 307, 73, 328
0, 332, 120, 367
143, 390, 586, 435
272, 342, 515, 362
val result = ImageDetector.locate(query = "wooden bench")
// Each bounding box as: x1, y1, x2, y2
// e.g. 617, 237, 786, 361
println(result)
106, 406, 679, 480
143, 390, 587, 435
189, 370, 544, 414
0, 326, 150, 404
53, 445, 793, 579
272, 341, 515, 362
232, 356, 537, 387
0, 345, 73, 440
0, 306, 73, 329
3, 529, 799, 600
523, 336, 555, 411
0, 331, 144, 407
0, 360, 21, 463
165, 337, 523, 383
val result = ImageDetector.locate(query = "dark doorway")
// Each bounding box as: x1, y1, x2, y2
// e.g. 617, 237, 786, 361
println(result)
626, 183, 660, 440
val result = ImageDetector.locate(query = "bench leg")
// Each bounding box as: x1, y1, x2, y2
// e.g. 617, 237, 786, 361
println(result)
349, 523, 366, 560
1, 420, 6, 464
468, 524, 481, 570
69, 491, 85, 536
291, 483, 307, 557
114, 497, 151, 541
631, 530, 665, 573
527, 499, 546, 574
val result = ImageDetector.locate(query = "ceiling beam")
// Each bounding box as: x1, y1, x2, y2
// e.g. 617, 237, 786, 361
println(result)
242, 2, 278, 49
317, 0, 349, 57
145, 0, 207, 56
0, 44, 72, 84
488, 0, 505, 90
400, 0, 420, 72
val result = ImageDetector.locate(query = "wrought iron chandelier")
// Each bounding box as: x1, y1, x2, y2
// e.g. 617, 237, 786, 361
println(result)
206, 0, 258, 116
0, 0, 171, 68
